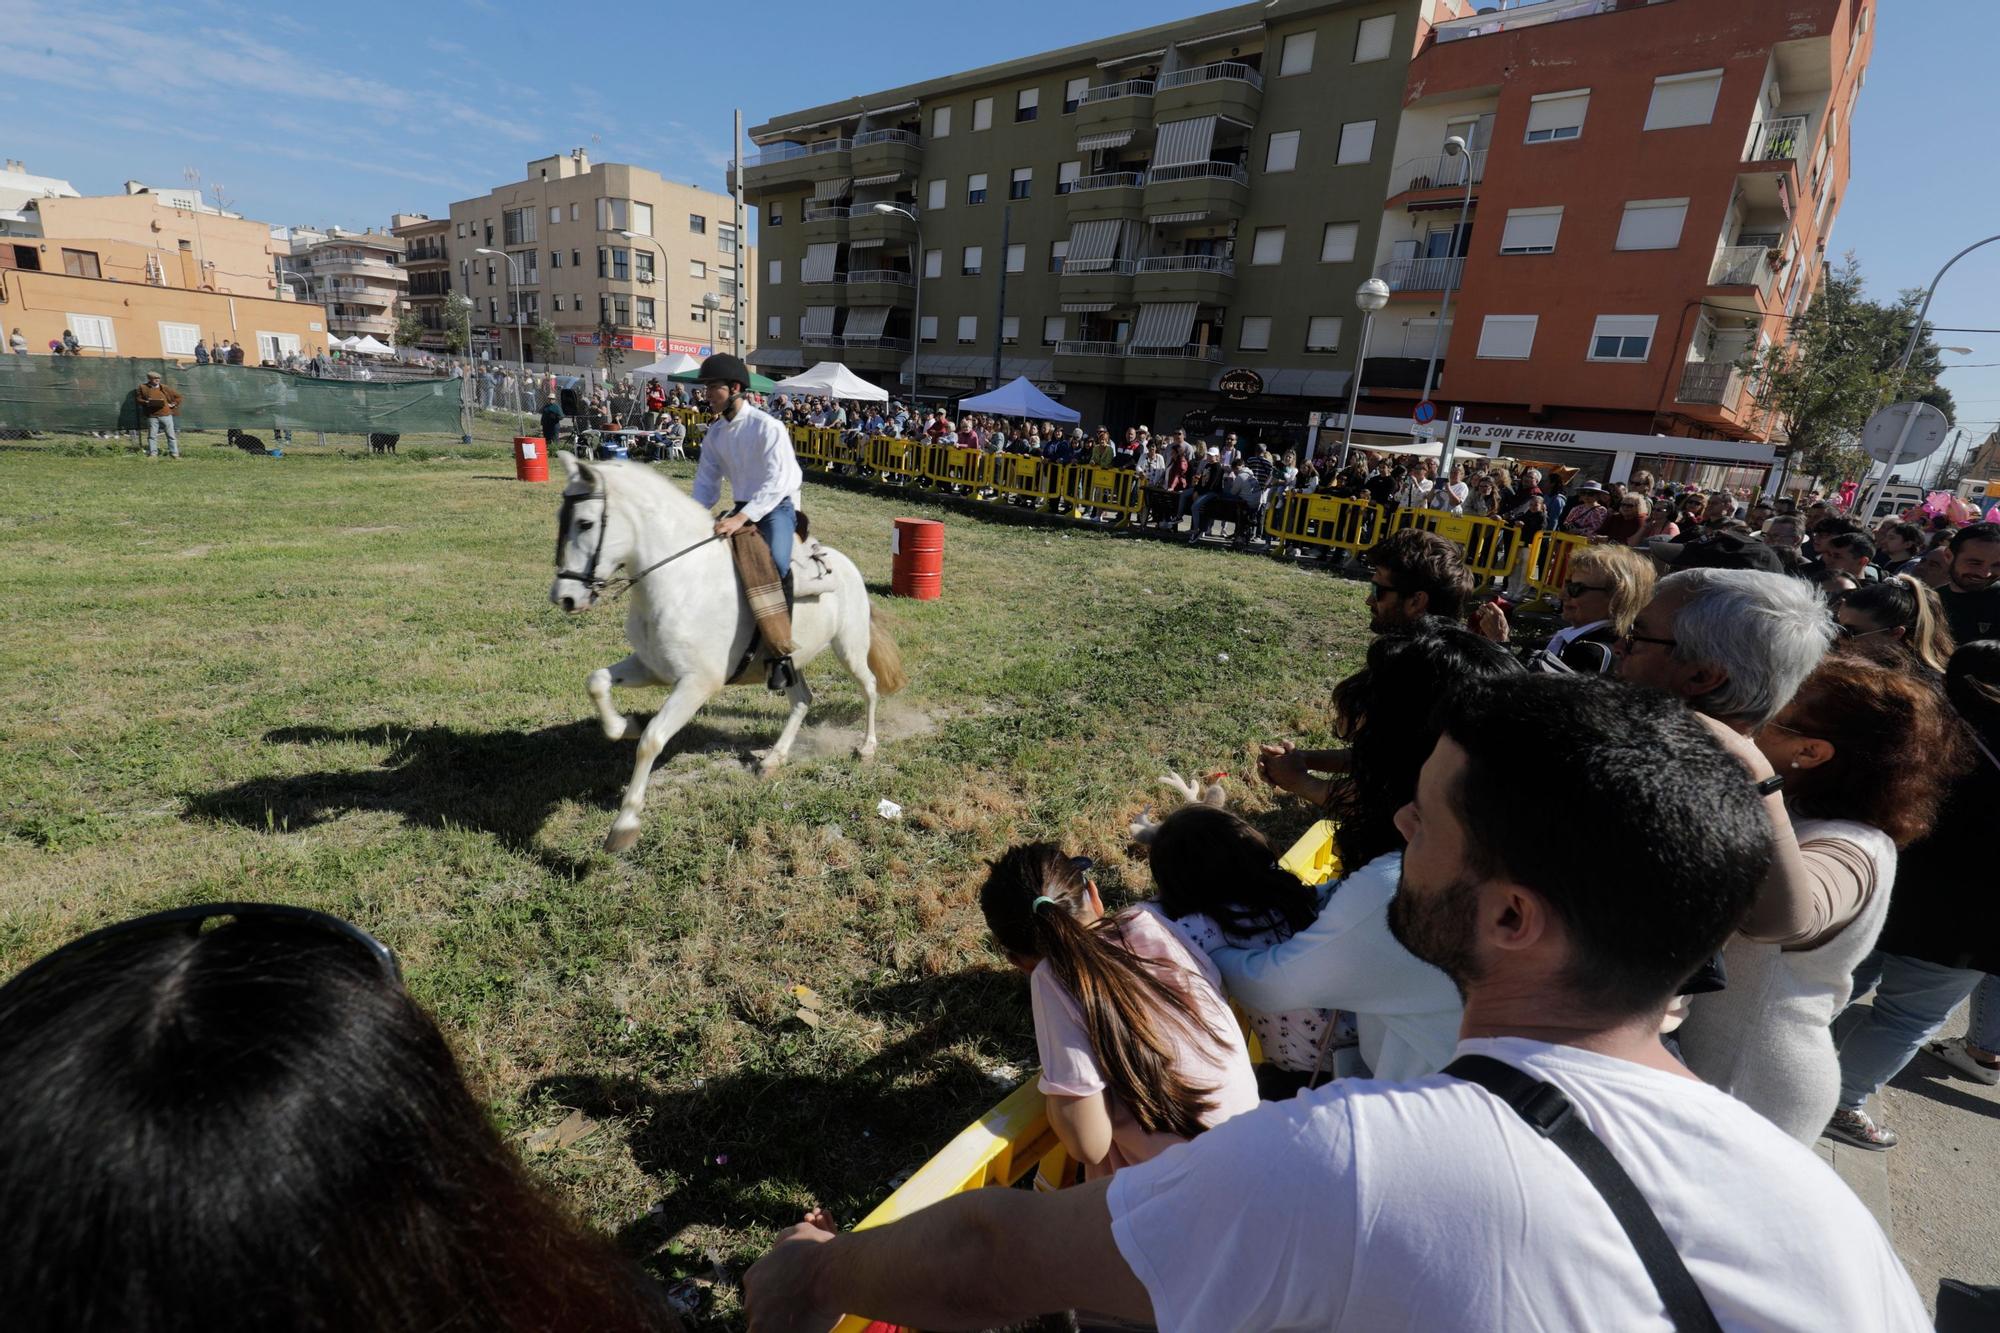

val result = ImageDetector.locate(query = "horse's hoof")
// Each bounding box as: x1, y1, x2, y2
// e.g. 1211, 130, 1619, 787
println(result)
603, 820, 641, 853
856, 740, 878, 761
601, 714, 630, 742
757, 754, 787, 778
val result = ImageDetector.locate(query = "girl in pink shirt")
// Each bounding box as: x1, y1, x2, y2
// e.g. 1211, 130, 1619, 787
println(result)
982, 844, 1260, 1177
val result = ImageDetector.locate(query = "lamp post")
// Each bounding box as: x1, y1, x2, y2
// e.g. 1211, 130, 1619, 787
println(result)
702, 292, 723, 354
1337, 277, 1392, 471
618, 228, 671, 362
1862, 234, 2000, 518
871, 203, 923, 407
475, 247, 527, 421
1416, 135, 1477, 412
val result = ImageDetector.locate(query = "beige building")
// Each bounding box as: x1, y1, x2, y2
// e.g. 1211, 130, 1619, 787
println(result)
445, 150, 754, 366
0, 160, 81, 222
2, 183, 289, 301
284, 225, 407, 342
390, 213, 452, 350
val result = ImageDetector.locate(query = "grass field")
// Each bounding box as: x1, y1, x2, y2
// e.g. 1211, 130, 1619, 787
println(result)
0, 428, 1367, 1321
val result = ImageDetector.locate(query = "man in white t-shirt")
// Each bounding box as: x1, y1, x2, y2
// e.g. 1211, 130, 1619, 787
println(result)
743, 675, 1928, 1333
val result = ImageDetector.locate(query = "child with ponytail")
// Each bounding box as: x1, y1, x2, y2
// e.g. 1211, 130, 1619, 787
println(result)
982, 844, 1259, 1177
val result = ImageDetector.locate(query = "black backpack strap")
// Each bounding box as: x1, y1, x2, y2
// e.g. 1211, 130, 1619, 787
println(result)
1445, 1055, 1724, 1333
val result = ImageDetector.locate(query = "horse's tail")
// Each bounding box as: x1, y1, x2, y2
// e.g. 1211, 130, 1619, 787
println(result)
867, 606, 908, 695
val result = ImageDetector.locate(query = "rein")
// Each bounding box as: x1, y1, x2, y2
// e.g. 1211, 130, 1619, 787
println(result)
556, 488, 723, 602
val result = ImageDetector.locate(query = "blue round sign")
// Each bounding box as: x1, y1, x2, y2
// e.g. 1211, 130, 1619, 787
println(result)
1413, 401, 1437, 425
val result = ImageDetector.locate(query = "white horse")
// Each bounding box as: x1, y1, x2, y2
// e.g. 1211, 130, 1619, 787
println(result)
549, 451, 906, 852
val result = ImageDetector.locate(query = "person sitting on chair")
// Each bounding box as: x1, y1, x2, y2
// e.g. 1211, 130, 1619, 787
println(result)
692, 353, 804, 693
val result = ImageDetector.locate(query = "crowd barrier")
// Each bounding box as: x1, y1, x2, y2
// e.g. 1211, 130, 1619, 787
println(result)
829, 821, 1343, 1333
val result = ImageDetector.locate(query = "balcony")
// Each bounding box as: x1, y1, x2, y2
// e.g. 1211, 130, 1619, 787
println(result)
1745, 115, 1807, 164
845, 268, 917, 307
848, 204, 918, 249
1066, 170, 1146, 222
1124, 341, 1224, 389
1363, 356, 1442, 391
1054, 338, 1130, 384
1076, 81, 1155, 153
1376, 255, 1465, 293
1389, 148, 1487, 197
1709, 244, 1778, 299
1154, 61, 1264, 125
841, 335, 911, 374
1433, 0, 1622, 44
321, 284, 397, 307
1142, 161, 1249, 225
851, 128, 922, 185
741, 137, 854, 198
328, 313, 395, 337
311, 256, 407, 282
1060, 256, 1138, 308
801, 202, 853, 244
1676, 362, 1746, 411
1133, 253, 1236, 306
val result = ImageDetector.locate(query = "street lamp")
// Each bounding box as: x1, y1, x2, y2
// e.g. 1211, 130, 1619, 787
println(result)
871, 203, 923, 407
475, 247, 529, 421
701, 292, 724, 353
1337, 277, 1392, 470
618, 229, 670, 362
1416, 135, 1477, 412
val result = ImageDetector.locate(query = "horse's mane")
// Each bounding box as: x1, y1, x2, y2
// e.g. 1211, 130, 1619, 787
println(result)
593, 459, 709, 526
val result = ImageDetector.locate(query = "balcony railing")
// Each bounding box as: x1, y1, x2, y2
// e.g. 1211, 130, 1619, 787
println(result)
846, 269, 914, 285
1677, 362, 1746, 409
843, 335, 912, 350
1376, 256, 1466, 291
801, 271, 848, 286
1434, 0, 1619, 44
1156, 61, 1264, 92
747, 137, 853, 167
802, 203, 857, 222
1747, 115, 1807, 163
1080, 80, 1154, 104
1135, 255, 1235, 275
1127, 343, 1222, 361
1055, 340, 1129, 357
853, 129, 920, 148
1062, 258, 1139, 276
1071, 171, 1147, 192
801, 333, 844, 347
1392, 147, 1488, 193
1146, 161, 1249, 186
1710, 244, 1775, 291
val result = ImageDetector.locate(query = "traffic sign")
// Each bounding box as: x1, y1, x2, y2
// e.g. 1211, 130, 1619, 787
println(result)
1409, 421, 1438, 440
1860, 402, 1950, 465
1450, 405, 1465, 424
1413, 401, 1438, 425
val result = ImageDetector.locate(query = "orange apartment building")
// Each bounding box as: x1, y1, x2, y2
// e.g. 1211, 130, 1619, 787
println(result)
1347, 0, 1873, 485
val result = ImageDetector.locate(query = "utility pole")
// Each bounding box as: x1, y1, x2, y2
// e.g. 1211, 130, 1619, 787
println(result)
992, 204, 1012, 389
733, 109, 747, 358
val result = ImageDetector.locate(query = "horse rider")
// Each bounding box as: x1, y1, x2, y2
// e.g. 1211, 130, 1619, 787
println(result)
692, 352, 805, 692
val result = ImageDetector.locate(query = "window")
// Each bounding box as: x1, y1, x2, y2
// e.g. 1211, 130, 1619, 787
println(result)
518, 249, 539, 283
571, 249, 581, 268
1250, 226, 1286, 265
1238, 316, 1272, 351
1279, 30, 1316, 76
1644, 70, 1724, 131
1525, 89, 1589, 143
553, 296, 564, 312
595, 198, 629, 231
769, 258, 783, 285
1353, 13, 1395, 62
1057, 160, 1081, 195
924, 248, 943, 279
719, 223, 739, 254
60, 248, 101, 279
503, 207, 537, 245
1305, 316, 1343, 352
1043, 315, 1065, 345
690, 259, 707, 278
769, 201, 784, 226
1002, 316, 1021, 344
1005, 243, 1026, 273
629, 202, 653, 236
1615, 198, 1689, 250
549, 206, 561, 225
455, 222, 467, 238
962, 245, 983, 275
957, 314, 978, 343
570, 203, 579, 221
689, 304, 707, 324
1265, 130, 1301, 173
1016, 88, 1039, 122
1588, 314, 1657, 362
972, 97, 993, 131
1476, 315, 1538, 359
768, 314, 782, 338
1010, 166, 1033, 199
1049, 239, 1069, 272
1319, 221, 1358, 263
689, 213, 707, 234
926, 179, 947, 211
1498, 207, 1563, 254
636, 296, 656, 325
933, 106, 952, 138
967, 173, 989, 205
1064, 77, 1088, 114
597, 247, 631, 280
920, 314, 938, 342
1336, 120, 1376, 165
551, 249, 562, 270
158, 322, 200, 356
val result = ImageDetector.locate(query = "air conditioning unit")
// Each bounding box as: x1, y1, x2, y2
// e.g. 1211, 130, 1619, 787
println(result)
636, 274, 655, 284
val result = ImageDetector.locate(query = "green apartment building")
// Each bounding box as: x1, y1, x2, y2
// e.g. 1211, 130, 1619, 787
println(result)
742, 0, 1418, 445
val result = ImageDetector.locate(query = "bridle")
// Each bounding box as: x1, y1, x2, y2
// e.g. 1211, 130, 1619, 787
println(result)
554, 486, 721, 603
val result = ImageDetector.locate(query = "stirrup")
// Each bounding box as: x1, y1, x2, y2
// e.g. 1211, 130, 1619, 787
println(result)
766, 655, 803, 694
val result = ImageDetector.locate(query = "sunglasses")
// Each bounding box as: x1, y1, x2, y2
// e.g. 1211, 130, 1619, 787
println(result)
1835, 621, 1892, 639
1, 902, 402, 1000
1563, 581, 1611, 598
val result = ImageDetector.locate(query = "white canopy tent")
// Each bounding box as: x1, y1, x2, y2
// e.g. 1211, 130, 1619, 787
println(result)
770, 360, 889, 402
349, 335, 393, 356
630, 352, 703, 378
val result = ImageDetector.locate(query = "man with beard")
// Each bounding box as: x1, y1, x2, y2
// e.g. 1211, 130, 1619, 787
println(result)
1938, 521, 2000, 643
744, 676, 1926, 1333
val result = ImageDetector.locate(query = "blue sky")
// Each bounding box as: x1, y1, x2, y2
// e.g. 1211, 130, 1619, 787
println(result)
6, 0, 1994, 468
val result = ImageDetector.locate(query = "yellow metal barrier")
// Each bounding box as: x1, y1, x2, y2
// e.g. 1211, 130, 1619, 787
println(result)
990, 453, 1065, 506
1451, 513, 1525, 588
1522, 529, 1590, 596
1061, 464, 1145, 526
1262, 493, 1387, 556
790, 426, 842, 468
864, 435, 925, 483
922, 444, 993, 490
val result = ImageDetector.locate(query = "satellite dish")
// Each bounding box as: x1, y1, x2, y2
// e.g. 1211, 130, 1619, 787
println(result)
1860, 402, 1950, 465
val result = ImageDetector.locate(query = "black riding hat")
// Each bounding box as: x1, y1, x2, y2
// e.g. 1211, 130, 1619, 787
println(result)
698, 353, 751, 388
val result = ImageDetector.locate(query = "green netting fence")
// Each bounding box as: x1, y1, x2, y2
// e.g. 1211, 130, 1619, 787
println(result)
0, 357, 464, 434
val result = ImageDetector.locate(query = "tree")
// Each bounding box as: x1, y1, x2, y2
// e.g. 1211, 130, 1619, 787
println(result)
595, 316, 624, 376
1742, 254, 1956, 491
443, 295, 473, 355
532, 319, 558, 365
393, 309, 425, 350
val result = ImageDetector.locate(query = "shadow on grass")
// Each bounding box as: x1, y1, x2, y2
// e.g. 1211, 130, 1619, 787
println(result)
530, 967, 1033, 1259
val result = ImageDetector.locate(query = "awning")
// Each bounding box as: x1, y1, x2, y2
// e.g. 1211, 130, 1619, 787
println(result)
1130, 301, 1198, 349
852, 171, 902, 186
1154, 116, 1217, 167
1147, 210, 1209, 225
1062, 301, 1114, 313
754, 347, 807, 369
802, 243, 840, 283
1235, 368, 1353, 398
848, 235, 885, 249
1078, 130, 1134, 152
845, 306, 891, 338
902, 353, 994, 379
801, 306, 837, 337
1064, 219, 1120, 270
813, 178, 852, 201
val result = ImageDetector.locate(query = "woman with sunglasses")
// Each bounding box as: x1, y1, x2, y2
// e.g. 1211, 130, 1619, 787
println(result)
980, 845, 1258, 1178
1678, 657, 1963, 1142
1833, 574, 1956, 677
0, 905, 681, 1333
1471, 544, 1653, 675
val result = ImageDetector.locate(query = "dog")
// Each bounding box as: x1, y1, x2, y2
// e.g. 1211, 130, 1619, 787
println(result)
227, 428, 269, 455
369, 432, 399, 455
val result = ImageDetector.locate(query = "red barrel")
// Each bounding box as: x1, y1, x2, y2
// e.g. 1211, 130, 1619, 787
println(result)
891, 517, 943, 600
513, 436, 550, 483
